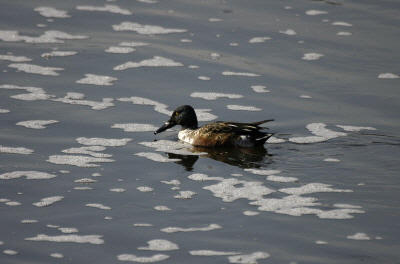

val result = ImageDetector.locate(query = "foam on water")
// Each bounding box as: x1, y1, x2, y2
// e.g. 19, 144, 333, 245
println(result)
0, 145, 34, 155
302, 53, 324, 60
0, 171, 57, 180
3, 249, 18, 255
244, 169, 281, 175
306, 10, 328, 15
53, 94, 114, 110
50, 253, 64, 258
47, 155, 115, 167
228, 252, 270, 263
154, 205, 171, 211
0, 30, 88, 44
41, 51, 78, 58
8, 63, 64, 76
243, 211, 260, 216
378, 73, 399, 79
0, 84, 54, 101
76, 4, 132, 15
337, 31, 352, 36
113, 22, 187, 34
0, 109, 10, 113
76, 137, 132, 146
119, 41, 150, 47
198, 76, 211, 80
75, 178, 97, 183
137, 186, 154, 192
161, 224, 222, 233
347, 233, 371, 240
227, 105, 262, 111
279, 29, 297, 35
21, 220, 38, 224
222, 71, 260, 77
289, 123, 347, 143
279, 183, 352, 195
117, 254, 170, 262
190, 92, 243, 100
332, 21, 353, 26
105, 46, 135, 53
33, 196, 64, 207
174, 190, 197, 200
324, 158, 341, 162
114, 56, 183, 70
110, 188, 126, 193
251, 85, 270, 93
266, 175, 298, 183
112, 123, 158, 132
25, 234, 104, 244
0, 54, 32, 62
138, 239, 179, 251
249, 37, 271, 43
16, 120, 58, 129
135, 152, 181, 162
189, 250, 240, 256
140, 140, 206, 156
76, 74, 118, 86
117, 96, 171, 115
34, 7, 71, 18
86, 203, 112, 210
62, 146, 112, 158
59, 227, 78, 233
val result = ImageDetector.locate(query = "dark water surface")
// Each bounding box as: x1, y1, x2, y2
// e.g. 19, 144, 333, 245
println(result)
1, 0, 399, 263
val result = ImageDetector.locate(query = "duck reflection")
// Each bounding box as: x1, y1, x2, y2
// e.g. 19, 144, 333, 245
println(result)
165, 145, 272, 171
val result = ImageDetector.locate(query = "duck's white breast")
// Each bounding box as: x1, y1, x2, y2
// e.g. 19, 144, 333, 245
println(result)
178, 129, 196, 145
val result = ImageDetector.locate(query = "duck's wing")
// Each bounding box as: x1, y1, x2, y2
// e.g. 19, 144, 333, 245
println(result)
199, 120, 274, 135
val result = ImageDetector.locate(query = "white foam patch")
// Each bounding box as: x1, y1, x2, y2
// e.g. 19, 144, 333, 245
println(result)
117, 254, 169, 262
300, 95, 313, 98
267, 175, 298, 183
117, 96, 171, 115
0, 84, 54, 101
0, 109, 10, 113
53, 93, 114, 110
112, 123, 158, 132
337, 31, 352, 36
21, 220, 38, 224
105, 46, 135, 53
50, 253, 64, 258
347, 233, 371, 240
76, 74, 117, 86
75, 178, 97, 183
198, 76, 211, 80
332, 21, 353, 27
279, 29, 297, 35
33, 196, 64, 207
189, 250, 240, 256
317, 208, 365, 219
161, 224, 221, 233
222, 71, 260, 77
59, 227, 78, 233
251, 85, 270, 93
244, 169, 281, 175
110, 188, 126, 193
289, 123, 347, 144
76, 4, 132, 15
209, 18, 223, 22
279, 183, 352, 195
137, 0, 158, 3
25, 234, 104, 244
0, 145, 34, 155
227, 105, 262, 111
0, 54, 32, 62
140, 140, 206, 156
190, 92, 243, 100
119, 41, 150, 47
250, 195, 320, 216
138, 239, 179, 251
378, 73, 399, 79
0, 171, 56, 180
114, 56, 183, 70
135, 152, 180, 162
112, 22, 187, 34
86, 203, 111, 210
180, 39, 192, 43
174, 190, 197, 200
35, 7, 71, 18
228, 252, 270, 263
8, 63, 64, 76
324, 158, 341, 162
0, 30, 88, 43
62, 146, 112, 158
154, 206, 171, 211
200, 178, 275, 202
316, 240, 328, 245
76, 137, 132, 146
243, 211, 260, 216
249, 37, 271, 43
41, 51, 78, 58
47, 155, 115, 167
16, 120, 58, 129
267, 136, 286, 144
134, 223, 154, 227
3, 250, 18, 255
137, 186, 154, 192
195, 109, 218, 121
305, 10, 328, 15
302, 53, 324, 60
5, 201, 21, 206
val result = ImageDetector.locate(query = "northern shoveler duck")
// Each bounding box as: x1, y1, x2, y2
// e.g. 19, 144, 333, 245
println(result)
154, 105, 274, 147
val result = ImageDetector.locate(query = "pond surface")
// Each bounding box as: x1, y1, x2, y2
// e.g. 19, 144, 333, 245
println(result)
1, 0, 399, 263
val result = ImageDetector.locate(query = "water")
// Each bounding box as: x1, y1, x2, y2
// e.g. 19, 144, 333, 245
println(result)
1, 0, 399, 263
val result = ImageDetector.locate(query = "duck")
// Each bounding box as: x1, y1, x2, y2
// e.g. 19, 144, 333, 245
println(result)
154, 105, 274, 147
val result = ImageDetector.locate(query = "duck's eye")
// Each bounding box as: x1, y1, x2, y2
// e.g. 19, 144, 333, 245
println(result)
175, 112, 179, 116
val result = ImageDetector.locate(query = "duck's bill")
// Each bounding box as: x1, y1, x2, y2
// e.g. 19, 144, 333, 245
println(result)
154, 120, 176, 134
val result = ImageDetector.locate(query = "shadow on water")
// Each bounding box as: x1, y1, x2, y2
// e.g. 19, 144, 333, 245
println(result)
166, 146, 273, 171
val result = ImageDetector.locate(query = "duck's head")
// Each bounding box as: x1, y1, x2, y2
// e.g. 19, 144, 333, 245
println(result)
154, 105, 198, 134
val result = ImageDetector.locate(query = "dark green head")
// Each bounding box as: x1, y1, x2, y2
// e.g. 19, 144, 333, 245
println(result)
154, 105, 198, 134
